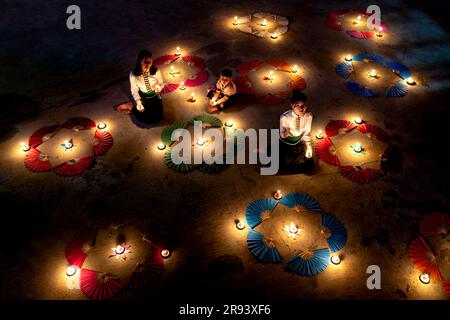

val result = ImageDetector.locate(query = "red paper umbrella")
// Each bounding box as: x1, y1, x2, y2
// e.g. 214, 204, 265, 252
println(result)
24, 148, 53, 172
288, 75, 306, 91
182, 55, 205, 71
28, 125, 59, 148
153, 55, 179, 66
339, 166, 382, 183
266, 60, 291, 72
408, 237, 443, 281
53, 156, 94, 176
237, 60, 263, 74
442, 282, 450, 299
329, 9, 348, 19
325, 17, 343, 31
62, 117, 96, 130
315, 138, 340, 166
184, 70, 209, 87
137, 218, 168, 248
80, 269, 124, 300
65, 227, 97, 268
357, 124, 390, 143
420, 213, 449, 237
127, 250, 164, 290
93, 130, 113, 156
161, 83, 179, 94
346, 30, 374, 39
235, 75, 256, 95
325, 120, 357, 137
256, 92, 289, 105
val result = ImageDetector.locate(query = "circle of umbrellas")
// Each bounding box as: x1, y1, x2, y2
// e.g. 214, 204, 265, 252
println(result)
160, 114, 241, 174
407, 213, 449, 298
153, 53, 208, 94
64, 213, 166, 300
23, 117, 113, 176
232, 12, 289, 39
236, 59, 306, 105
336, 52, 412, 97
245, 193, 347, 277
325, 9, 388, 40
315, 119, 390, 183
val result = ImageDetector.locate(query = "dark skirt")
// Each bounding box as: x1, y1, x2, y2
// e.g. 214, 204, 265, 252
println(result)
132, 90, 163, 124
279, 138, 314, 172
207, 89, 234, 109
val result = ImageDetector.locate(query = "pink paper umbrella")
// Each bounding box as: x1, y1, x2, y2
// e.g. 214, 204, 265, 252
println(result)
235, 75, 256, 95
237, 60, 263, 74
65, 227, 97, 268
419, 213, 449, 237
357, 124, 390, 143
182, 55, 206, 71
266, 60, 291, 72
315, 138, 340, 166
185, 70, 209, 87
92, 130, 113, 156
153, 55, 179, 66
325, 120, 357, 138
62, 117, 96, 130
256, 92, 289, 105
339, 166, 382, 183
28, 125, 59, 148
288, 75, 306, 91
24, 148, 53, 172
408, 237, 443, 281
80, 269, 124, 300
53, 156, 94, 176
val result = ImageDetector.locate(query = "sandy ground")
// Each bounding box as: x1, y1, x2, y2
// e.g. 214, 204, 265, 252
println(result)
0, 0, 449, 300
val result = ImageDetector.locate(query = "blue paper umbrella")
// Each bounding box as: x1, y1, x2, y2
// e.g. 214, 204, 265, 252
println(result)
346, 81, 377, 97
321, 213, 348, 252
385, 61, 411, 79
245, 198, 278, 228
385, 81, 408, 97
286, 248, 330, 276
279, 193, 322, 212
247, 230, 282, 263
352, 53, 384, 63
335, 61, 353, 79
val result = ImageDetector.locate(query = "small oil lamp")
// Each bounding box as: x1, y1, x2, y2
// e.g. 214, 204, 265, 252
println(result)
189, 93, 196, 102
196, 138, 205, 147
20, 142, 30, 152
353, 143, 363, 153
291, 65, 298, 73
161, 249, 171, 259
369, 69, 377, 78
353, 15, 361, 25
115, 244, 125, 255
157, 143, 166, 151
419, 273, 430, 284
97, 122, 107, 130
377, 26, 383, 37
406, 77, 415, 85
283, 222, 302, 239
175, 46, 181, 56
316, 130, 324, 139
225, 120, 234, 128
179, 81, 186, 90
273, 190, 282, 200
353, 116, 363, 125
233, 16, 238, 25
236, 220, 246, 230
64, 139, 74, 150
66, 265, 77, 277
270, 32, 278, 39
260, 19, 267, 27
331, 255, 341, 265
345, 55, 353, 62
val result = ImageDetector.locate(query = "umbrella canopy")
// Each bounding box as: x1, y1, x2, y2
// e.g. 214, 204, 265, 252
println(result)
161, 83, 179, 94
315, 138, 340, 166
80, 268, 124, 300
336, 61, 353, 79
184, 70, 209, 87
247, 229, 282, 263
65, 227, 97, 268
386, 81, 408, 97
287, 248, 330, 276
385, 61, 411, 79
346, 81, 377, 97
420, 213, 449, 237
266, 59, 291, 72
325, 120, 357, 137
182, 55, 205, 71
321, 213, 347, 252
126, 249, 165, 290
235, 75, 256, 95
256, 92, 289, 105
288, 75, 306, 91
408, 237, 443, 281
245, 198, 277, 228
62, 117, 96, 130
339, 166, 382, 183
92, 130, 113, 156
278, 192, 322, 212
346, 30, 374, 39
356, 124, 390, 143
53, 156, 94, 176
237, 60, 263, 74
28, 125, 59, 148
24, 148, 53, 172
153, 55, 179, 66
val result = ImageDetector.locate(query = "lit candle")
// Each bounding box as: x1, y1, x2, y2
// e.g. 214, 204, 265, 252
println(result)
225, 120, 234, 128
283, 222, 302, 239
274, 190, 282, 200
315, 130, 324, 139
268, 70, 274, 81
64, 140, 73, 149
406, 77, 415, 85
291, 65, 298, 73
190, 93, 196, 102
20, 142, 30, 152
377, 26, 383, 37
97, 122, 107, 130
196, 138, 205, 146
345, 55, 353, 62
353, 116, 363, 125
115, 245, 125, 255
175, 46, 181, 56
353, 144, 362, 153
179, 81, 186, 90
419, 273, 430, 284
261, 19, 267, 27
271, 32, 278, 39
236, 220, 246, 230
330, 255, 341, 265
233, 16, 238, 25
369, 69, 377, 78
353, 15, 361, 25
161, 249, 171, 259
157, 143, 166, 151
66, 265, 77, 277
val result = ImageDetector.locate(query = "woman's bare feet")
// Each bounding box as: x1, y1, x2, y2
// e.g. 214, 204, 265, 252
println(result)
207, 106, 219, 113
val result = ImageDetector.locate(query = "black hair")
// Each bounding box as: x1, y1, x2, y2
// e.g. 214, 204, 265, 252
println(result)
220, 68, 233, 78
290, 89, 307, 104
132, 50, 157, 76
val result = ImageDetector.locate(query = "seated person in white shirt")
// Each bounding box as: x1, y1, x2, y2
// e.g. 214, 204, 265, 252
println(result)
279, 90, 313, 167
123, 50, 164, 124
207, 69, 237, 113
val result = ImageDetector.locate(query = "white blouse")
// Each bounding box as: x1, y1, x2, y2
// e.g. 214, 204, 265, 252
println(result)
129, 69, 164, 103
280, 110, 313, 141
216, 78, 237, 97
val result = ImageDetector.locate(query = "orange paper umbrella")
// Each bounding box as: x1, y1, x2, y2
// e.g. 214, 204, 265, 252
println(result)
339, 166, 382, 183
53, 156, 94, 176
92, 130, 113, 156
288, 75, 306, 91
161, 83, 179, 94
408, 237, 443, 281
28, 125, 59, 148
182, 55, 206, 71
62, 117, 96, 130
256, 92, 289, 105
315, 138, 340, 166
325, 120, 357, 137
419, 213, 449, 237
80, 269, 124, 300
65, 227, 97, 268
266, 60, 291, 72
235, 75, 256, 95
185, 70, 209, 87
24, 148, 53, 172
153, 55, 179, 66
237, 60, 263, 74
357, 124, 390, 143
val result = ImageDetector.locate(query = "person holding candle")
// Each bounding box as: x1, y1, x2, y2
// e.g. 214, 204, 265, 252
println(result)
117, 50, 165, 124
207, 69, 237, 113
279, 89, 314, 172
